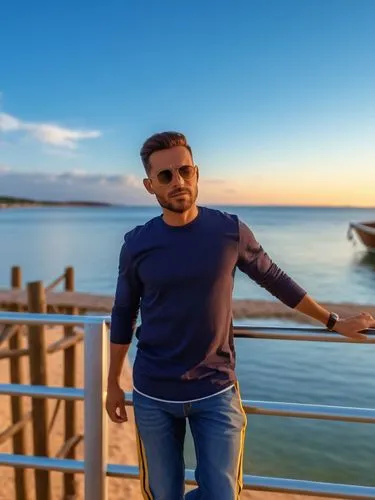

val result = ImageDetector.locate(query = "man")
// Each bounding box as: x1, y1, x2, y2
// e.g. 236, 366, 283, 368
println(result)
106, 131, 374, 500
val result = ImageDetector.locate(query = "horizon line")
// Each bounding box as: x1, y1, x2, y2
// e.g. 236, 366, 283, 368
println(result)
2, 195, 375, 210
116, 203, 375, 210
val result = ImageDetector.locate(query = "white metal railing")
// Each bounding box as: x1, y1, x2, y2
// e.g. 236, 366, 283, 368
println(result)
0, 312, 375, 500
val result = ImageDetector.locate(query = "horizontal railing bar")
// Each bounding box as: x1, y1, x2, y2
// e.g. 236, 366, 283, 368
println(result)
233, 326, 375, 342
0, 312, 111, 326
125, 392, 375, 424
234, 331, 375, 343
241, 400, 375, 423
241, 474, 375, 499
124, 392, 375, 423
235, 325, 375, 334
0, 384, 84, 400
1, 384, 375, 423
1, 312, 375, 341
0, 454, 374, 498
0, 453, 84, 473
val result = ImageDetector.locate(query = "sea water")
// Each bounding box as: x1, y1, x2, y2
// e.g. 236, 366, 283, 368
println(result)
1, 205, 374, 485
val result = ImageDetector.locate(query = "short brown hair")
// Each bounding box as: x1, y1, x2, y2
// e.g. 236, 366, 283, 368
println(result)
140, 131, 193, 174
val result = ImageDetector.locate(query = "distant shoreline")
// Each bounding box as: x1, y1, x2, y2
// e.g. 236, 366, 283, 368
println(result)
0, 196, 113, 209
0, 203, 113, 209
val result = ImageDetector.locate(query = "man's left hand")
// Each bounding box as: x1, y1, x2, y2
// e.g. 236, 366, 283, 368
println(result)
333, 312, 375, 341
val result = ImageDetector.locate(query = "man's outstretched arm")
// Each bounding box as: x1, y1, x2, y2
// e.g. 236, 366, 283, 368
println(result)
237, 219, 374, 340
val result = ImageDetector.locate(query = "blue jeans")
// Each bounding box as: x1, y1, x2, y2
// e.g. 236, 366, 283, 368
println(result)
133, 383, 247, 500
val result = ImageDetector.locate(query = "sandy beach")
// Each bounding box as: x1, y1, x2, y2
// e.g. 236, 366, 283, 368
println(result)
0, 325, 348, 500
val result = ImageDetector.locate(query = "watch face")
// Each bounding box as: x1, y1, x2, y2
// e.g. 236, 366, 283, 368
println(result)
327, 312, 339, 330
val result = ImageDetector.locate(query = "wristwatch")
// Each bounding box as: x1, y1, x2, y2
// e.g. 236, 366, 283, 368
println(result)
326, 312, 339, 331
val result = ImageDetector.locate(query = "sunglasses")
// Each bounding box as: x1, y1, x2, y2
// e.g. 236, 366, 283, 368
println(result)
150, 165, 197, 185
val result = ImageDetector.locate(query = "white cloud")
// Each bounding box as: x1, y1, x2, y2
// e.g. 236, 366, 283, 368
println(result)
0, 111, 101, 149
0, 113, 19, 131
25, 122, 101, 149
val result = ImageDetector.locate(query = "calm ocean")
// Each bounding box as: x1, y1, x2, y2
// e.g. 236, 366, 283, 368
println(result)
1, 205, 375, 486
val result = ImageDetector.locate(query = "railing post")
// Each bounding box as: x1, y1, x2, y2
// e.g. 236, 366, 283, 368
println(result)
84, 320, 108, 500
10, 266, 29, 500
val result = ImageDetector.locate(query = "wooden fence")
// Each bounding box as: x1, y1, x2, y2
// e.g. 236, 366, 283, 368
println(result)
0, 266, 83, 500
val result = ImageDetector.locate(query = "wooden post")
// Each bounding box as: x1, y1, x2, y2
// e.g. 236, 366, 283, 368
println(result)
63, 266, 78, 498
27, 281, 51, 500
11, 266, 22, 290
10, 266, 30, 500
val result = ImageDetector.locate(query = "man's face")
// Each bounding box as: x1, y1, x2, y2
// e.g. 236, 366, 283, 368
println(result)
144, 146, 199, 213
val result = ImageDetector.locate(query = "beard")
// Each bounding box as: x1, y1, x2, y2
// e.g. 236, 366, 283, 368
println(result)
156, 187, 198, 214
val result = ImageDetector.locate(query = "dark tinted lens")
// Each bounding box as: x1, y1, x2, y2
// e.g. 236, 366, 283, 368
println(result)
178, 165, 195, 179
157, 169, 173, 184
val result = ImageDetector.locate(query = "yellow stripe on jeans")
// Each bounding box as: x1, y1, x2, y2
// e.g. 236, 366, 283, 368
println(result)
234, 381, 247, 498
135, 427, 153, 500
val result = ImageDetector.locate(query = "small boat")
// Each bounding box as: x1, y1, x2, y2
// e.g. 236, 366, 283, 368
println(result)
348, 221, 375, 253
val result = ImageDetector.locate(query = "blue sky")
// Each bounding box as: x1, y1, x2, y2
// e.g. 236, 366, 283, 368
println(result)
1, 0, 375, 206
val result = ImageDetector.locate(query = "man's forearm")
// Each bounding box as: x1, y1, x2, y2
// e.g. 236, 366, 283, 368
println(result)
107, 342, 131, 385
294, 294, 330, 326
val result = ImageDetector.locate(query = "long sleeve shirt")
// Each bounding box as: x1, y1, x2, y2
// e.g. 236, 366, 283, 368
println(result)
110, 206, 307, 401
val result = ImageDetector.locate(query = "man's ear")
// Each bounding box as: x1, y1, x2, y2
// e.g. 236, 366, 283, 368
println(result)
196, 165, 200, 181
143, 178, 154, 195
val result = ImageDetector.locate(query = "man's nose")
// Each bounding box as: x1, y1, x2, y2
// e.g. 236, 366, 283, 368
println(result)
172, 169, 185, 187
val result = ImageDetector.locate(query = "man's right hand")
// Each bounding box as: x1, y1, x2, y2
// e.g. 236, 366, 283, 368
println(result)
105, 382, 128, 423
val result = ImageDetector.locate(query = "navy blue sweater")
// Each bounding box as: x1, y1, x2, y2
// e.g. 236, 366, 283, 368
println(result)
110, 206, 306, 401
